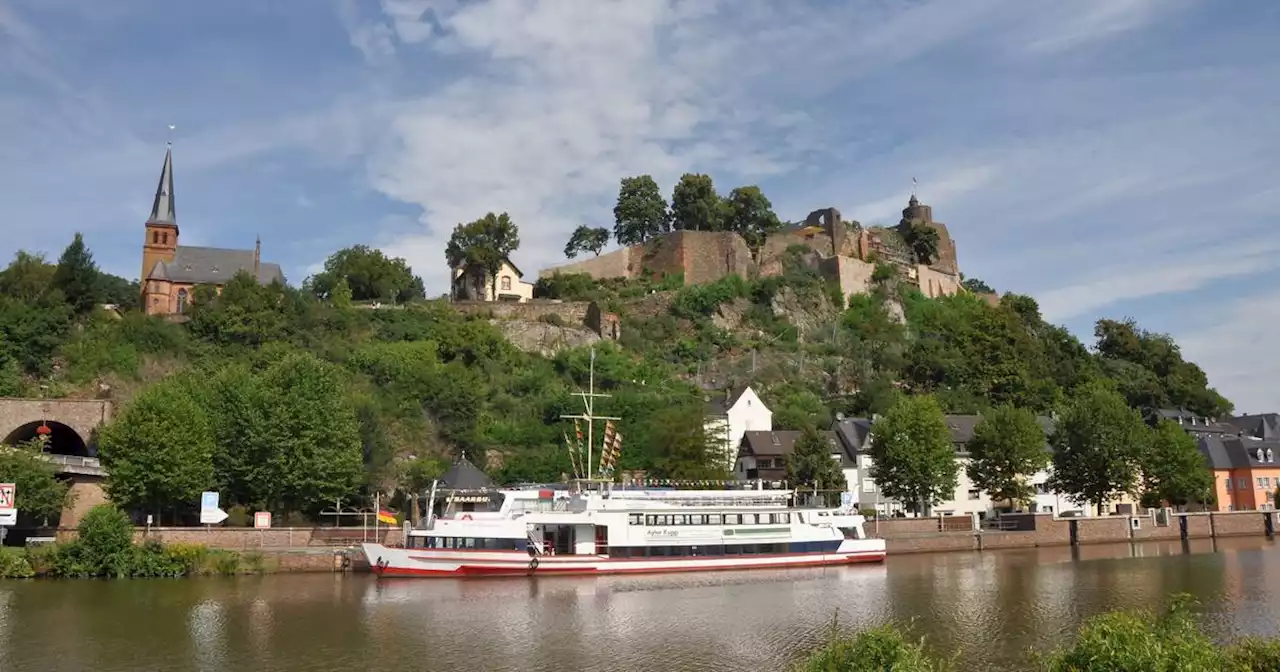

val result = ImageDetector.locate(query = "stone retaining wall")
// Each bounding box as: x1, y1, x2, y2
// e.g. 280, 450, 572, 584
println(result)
878, 511, 1276, 555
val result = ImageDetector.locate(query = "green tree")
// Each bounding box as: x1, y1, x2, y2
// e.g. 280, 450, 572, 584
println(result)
787, 426, 847, 503
445, 212, 521, 300
0, 250, 56, 303
960, 276, 994, 294
197, 365, 272, 509
0, 439, 72, 526
1140, 420, 1214, 509
724, 185, 782, 260
965, 405, 1048, 508
186, 271, 290, 347
256, 353, 364, 514
0, 294, 73, 375
670, 173, 726, 232
901, 221, 940, 264
613, 175, 669, 245
98, 377, 217, 517
1094, 318, 1233, 419
867, 395, 958, 514
563, 225, 611, 258
305, 245, 424, 303
647, 406, 727, 481
330, 276, 353, 308
51, 233, 101, 313
1047, 381, 1149, 515
95, 272, 140, 310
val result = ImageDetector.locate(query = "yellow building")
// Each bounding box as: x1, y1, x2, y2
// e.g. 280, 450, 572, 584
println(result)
139, 146, 284, 315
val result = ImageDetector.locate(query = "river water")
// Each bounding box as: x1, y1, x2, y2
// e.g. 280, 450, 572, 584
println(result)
2, 537, 1278, 671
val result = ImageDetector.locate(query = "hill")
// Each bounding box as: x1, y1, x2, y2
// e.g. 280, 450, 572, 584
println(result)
0, 236, 1231, 520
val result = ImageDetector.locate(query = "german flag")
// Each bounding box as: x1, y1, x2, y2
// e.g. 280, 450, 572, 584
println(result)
376, 509, 397, 525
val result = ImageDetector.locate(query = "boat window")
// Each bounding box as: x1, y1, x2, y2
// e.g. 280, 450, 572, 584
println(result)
629, 514, 643, 525
708, 514, 722, 525
725, 514, 741, 525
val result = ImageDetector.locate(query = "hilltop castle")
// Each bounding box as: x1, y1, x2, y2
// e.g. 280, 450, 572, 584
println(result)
539, 195, 962, 301
138, 146, 285, 316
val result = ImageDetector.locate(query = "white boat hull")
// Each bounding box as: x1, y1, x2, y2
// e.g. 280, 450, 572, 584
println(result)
360, 540, 887, 578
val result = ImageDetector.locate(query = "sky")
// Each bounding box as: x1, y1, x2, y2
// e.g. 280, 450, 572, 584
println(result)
1, 0, 1278, 411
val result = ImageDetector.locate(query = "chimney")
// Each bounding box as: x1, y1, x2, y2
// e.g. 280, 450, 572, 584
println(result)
253, 235, 261, 278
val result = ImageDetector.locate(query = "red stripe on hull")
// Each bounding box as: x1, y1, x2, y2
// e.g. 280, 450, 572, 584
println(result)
372, 552, 886, 579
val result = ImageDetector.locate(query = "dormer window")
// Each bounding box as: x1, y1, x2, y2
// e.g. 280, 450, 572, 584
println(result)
1268, 449, 1274, 463
1257, 448, 1265, 462
771, 435, 780, 446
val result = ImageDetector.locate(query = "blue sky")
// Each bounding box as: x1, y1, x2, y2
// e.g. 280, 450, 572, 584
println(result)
2, 0, 1278, 411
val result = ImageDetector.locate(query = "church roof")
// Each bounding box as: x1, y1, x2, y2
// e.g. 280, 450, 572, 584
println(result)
148, 246, 285, 285
147, 146, 177, 225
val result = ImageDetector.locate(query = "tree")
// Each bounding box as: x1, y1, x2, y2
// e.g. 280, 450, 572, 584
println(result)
648, 406, 727, 481
306, 245, 423, 303
0, 439, 72, 526
900, 221, 940, 264
670, 173, 726, 232
445, 212, 521, 300
52, 233, 101, 313
787, 426, 846, 504
613, 175, 669, 246
98, 376, 216, 517
0, 251, 56, 303
724, 185, 782, 260
1047, 381, 1150, 515
256, 353, 364, 514
1140, 420, 1214, 509
966, 405, 1049, 508
961, 276, 994, 294
1094, 318, 1233, 419
867, 394, 958, 514
95, 272, 140, 310
563, 225, 611, 258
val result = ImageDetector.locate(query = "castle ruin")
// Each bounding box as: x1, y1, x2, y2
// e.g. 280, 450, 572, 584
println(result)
538, 195, 963, 301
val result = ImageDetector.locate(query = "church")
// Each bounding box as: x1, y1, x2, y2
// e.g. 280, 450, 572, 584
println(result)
139, 145, 286, 316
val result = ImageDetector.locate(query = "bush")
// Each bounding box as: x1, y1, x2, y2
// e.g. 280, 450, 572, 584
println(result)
0, 547, 34, 578
1227, 637, 1280, 671
1041, 595, 1223, 671
538, 313, 566, 327
796, 620, 949, 672
74, 504, 136, 577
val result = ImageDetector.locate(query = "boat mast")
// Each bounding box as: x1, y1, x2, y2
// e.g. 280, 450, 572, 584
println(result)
560, 347, 620, 482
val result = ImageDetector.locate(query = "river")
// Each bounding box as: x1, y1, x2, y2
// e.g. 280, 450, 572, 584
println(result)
2, 537, 1278, 671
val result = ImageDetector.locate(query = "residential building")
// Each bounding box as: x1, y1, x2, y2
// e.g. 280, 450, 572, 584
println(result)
1200, 435, 1280, 511
830, 417, 905, 516
706, 387, 772, 471
1222, 413, 1280, 440
733, 430, 848, 489
451, 258, 535, 302
139, 145, 286, 316
1157, 408, 1239, 439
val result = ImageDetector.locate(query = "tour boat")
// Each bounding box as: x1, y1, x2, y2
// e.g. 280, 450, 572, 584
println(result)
360, 485, 886, 578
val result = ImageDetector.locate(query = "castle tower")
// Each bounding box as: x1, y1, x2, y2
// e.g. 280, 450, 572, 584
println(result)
140, 146, 179, 284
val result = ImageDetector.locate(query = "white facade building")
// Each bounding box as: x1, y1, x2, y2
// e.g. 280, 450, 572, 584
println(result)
451, 258, 536, 303
706, 387, 772, 471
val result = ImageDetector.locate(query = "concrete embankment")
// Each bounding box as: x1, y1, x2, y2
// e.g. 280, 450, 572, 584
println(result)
875, 510, 1271, 555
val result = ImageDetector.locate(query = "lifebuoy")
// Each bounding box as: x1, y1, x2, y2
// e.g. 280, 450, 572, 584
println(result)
461, 514, 472, 521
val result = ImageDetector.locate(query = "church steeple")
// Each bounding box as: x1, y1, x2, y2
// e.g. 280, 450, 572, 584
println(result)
147, 145, 176, 226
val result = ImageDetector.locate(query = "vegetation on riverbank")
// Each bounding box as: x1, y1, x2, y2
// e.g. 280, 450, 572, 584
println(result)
0, 505, 265, 579
796, 597, 1280, 671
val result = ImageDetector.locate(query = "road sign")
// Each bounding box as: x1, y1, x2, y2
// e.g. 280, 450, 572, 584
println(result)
254, 511, 272, 529
199, 490, 227, 525
0, 483, 15, 526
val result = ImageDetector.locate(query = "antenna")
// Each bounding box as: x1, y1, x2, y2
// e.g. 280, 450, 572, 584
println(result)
559, 347, 620, 481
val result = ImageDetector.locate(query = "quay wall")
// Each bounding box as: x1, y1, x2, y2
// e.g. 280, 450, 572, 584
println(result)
881, 511, 1279, 555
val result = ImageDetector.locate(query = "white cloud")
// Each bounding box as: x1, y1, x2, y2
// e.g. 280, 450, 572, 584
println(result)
1178, 291, 1280, 414
1024, 0, 1172, 54
1036, 240, 1280, 323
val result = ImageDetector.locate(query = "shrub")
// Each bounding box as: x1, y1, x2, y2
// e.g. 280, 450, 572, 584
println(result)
1041, 595, 1225, 671
1227, 637, 1280, 671
796, 620, 948, 672
0, 547, 34, 578
75, 504, 136, 577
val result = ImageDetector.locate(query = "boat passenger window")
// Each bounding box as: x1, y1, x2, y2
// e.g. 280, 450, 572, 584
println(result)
629, 514, 644, 525
725, 514, 741, 525
676, 515, 689, 526
781, 513, 791, 523
646, 515, 657, 526
708, 514, 722, 525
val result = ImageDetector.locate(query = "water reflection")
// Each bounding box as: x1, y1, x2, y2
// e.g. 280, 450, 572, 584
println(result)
2, 539, 1279, 671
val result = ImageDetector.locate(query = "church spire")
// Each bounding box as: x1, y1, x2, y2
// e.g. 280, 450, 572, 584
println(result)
147, 145, 176, 225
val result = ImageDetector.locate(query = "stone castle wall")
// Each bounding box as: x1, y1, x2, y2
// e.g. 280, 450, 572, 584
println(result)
451, 300, 592, 324
537, 199, 964, 304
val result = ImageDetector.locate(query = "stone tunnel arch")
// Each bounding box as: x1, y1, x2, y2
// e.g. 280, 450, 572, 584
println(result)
2, 420, 93, 457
